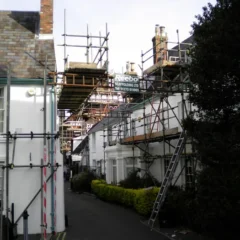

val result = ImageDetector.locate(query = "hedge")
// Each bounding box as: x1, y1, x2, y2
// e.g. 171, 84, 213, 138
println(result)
71, 171, 96, 193
91, 180, 159, 216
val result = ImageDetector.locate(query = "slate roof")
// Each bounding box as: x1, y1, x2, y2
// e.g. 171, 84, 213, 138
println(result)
0, 11, 55, 79
168, 35, 194, 58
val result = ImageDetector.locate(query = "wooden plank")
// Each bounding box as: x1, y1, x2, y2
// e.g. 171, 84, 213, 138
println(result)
122, 127, 179, 143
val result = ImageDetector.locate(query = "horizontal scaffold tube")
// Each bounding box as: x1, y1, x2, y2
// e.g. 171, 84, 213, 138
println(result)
2, 163, 59, 169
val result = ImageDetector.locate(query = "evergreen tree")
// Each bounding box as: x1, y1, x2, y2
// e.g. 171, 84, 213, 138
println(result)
183, 1, 240, 238
185, 0, 240, 166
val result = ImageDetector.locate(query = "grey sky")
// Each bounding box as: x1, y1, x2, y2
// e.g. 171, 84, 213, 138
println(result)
1, 0, 216, 74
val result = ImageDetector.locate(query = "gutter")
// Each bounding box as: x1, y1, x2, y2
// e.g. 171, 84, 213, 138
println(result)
0, 78, 53, 85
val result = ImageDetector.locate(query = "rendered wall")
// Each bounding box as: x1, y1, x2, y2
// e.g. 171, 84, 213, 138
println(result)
89, 131, 104, 168
0, 85, 65, 234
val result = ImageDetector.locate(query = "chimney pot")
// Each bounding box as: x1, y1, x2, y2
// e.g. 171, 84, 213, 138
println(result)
155, 24, 160, 36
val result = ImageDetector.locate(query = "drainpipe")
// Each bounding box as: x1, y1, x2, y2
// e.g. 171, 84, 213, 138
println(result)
6, 65, 11, 240
50, 86, 55, 233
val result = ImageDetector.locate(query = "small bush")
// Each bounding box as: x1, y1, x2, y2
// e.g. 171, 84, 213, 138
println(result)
72, 171, 96, 193
119, 170, 142, 189
134, 187, 160, 216
91, 180, 159, 216
119, 169, 161, 189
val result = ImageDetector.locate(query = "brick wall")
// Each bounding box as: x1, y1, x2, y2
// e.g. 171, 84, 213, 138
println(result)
40, 0, 53, 34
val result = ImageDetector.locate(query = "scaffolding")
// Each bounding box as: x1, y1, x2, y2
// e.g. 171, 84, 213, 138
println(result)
89, 26, 197, 190
84, 26, 197, 229
54, 21, 197, 189
49, 10, 130, 155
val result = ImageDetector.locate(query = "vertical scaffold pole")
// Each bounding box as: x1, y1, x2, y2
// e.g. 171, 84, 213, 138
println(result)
64, 9, 67, 71
43, 56, 48, 240
54, 135, 57, 232
6, 64, 11, 240
0, 167, 5, 240
53, 83, 57, 233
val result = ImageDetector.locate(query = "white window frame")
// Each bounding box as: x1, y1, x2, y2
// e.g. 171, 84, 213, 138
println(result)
125, 157, 138, 178
145, 114, 151, 134
112, 159, 117, 184
130, 119, 136, 137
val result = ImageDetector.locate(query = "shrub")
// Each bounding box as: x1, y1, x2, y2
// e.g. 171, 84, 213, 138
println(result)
91, 180, 159, 216
119, 169, 161, 189
158, 186, 196, 228
119, 170, 142, 189
192, 167, 240, 239
134, 187, 160, 216
72, 171, 96, 193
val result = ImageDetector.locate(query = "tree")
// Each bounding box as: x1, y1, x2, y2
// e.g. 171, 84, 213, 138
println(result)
188, 0, 240, 116
185, 0, 240, 167
183, 1, 240, 238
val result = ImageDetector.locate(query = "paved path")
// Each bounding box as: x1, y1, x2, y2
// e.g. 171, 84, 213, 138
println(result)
64, 183, 168, 240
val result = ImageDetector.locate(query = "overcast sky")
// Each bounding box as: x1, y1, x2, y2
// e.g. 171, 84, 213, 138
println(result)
1, 0, 216, 75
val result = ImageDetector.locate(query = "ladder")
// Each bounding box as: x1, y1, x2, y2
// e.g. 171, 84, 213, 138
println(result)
148, 131, 186, 229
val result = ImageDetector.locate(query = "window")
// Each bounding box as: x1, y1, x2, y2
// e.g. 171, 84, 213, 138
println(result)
92, 132, 96, 150
96, 160, 102, 176
185, 156, 194, 188
112, 159, 117, 184
92, 159, 96, 168
144, 114, 151, 133
130, 120, 136, 136
123, 120, 129, 138
125, 157, 138, 177
164, 156, 171, 174
108, 127, 112, 143
0, 88, 4, 133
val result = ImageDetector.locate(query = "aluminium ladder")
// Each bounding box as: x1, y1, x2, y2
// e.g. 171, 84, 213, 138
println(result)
148, 131, 186, 229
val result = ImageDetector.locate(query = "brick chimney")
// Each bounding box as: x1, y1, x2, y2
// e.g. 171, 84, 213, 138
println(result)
152, 25, 168, 64
40, 0, 53, 35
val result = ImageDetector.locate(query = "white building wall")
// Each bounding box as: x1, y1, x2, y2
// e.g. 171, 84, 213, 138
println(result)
89, 130, 104, 172
105, 143, 141, 184
131, 93, 186, 136
87, 92, 193, 187
0, 85, 65, 234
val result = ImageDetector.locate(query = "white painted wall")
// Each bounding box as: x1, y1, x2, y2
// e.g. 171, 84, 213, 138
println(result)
87, 92, 193, 187
89, 131, 104, 171
0, 85, 65, 234
104, 143, 141, 184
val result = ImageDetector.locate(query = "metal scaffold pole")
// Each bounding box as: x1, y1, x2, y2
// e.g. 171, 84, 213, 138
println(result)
6, 64, 11, 240
64, 9, 67, 71
42, 56, 48, 240
0, 167, 5, 240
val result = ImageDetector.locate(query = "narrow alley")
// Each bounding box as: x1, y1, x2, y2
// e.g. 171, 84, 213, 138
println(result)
64, 183, 169, 240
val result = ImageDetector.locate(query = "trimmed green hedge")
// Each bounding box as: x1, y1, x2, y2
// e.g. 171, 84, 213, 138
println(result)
91, 180, 159, 216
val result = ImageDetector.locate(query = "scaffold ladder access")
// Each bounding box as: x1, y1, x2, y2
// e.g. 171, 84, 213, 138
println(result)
148, 131, 186, 229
